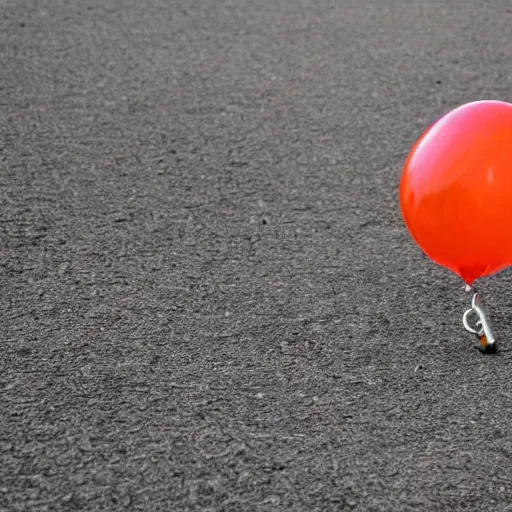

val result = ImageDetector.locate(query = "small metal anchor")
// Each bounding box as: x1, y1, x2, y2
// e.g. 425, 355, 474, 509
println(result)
463, 292, 497, 353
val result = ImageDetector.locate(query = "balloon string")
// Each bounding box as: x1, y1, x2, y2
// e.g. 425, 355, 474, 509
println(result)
462, 292, 497, 353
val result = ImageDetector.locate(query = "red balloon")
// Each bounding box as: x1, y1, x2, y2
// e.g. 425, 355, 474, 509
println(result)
400, 100, 512, 285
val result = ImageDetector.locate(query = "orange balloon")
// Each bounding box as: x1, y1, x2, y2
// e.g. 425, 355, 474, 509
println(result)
400, 100, 512, 285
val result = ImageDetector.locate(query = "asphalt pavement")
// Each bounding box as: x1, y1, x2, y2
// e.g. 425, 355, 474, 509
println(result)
3, 1, 512, 510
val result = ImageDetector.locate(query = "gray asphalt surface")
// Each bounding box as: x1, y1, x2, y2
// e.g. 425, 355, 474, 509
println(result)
2, 1, 512, 510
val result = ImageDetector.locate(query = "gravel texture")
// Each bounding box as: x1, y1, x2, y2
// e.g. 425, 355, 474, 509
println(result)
2, 1, 512, 510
